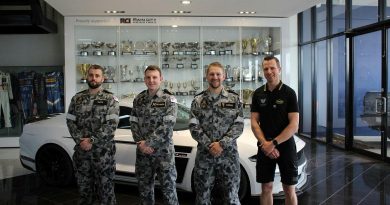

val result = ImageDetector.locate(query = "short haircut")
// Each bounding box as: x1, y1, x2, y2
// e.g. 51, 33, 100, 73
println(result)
88, 64, 105, 75
206, 62, 225, 74
262, 56, 281, 68
144, 65, 162, 76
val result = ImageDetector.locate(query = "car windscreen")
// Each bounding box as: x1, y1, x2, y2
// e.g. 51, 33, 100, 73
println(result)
174, 104, 190, 131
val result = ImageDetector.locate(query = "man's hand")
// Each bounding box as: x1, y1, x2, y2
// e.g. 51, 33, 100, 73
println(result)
137, 140, 154, 155
260, 141, 280, 159
267, 148, 280, 159
80, 138, 92, 151
209, 142, 223, 157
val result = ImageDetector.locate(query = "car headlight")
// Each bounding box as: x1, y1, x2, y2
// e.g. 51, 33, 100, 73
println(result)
248, 154, 257, 162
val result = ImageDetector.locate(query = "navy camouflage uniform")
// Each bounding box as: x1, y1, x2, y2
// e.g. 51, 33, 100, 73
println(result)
66, 89, 119, 205
130, 88, 179, 205
189, 87, 244, 205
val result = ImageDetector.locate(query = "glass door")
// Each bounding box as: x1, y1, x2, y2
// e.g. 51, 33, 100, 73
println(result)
353, 31, 382, 155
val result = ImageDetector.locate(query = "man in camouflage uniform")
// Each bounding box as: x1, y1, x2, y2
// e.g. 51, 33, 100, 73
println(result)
66, 64, 119, 205
130, 65, 179, 205
189, 62, 244, 205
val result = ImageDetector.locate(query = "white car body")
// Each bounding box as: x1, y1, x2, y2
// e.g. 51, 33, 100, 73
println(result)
19, 104, 308, 199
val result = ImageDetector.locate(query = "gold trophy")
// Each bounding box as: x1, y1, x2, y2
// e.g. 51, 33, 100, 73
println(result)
77, 64, 91, 83
250, 37, 260, 55
242, 89, 254, 108
242, 39, 249, 54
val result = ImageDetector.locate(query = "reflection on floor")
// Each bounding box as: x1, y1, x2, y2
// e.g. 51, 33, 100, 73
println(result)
0, 138, 390, 204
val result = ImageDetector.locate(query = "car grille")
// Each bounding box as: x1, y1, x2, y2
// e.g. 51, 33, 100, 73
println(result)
174, 145, 192, 183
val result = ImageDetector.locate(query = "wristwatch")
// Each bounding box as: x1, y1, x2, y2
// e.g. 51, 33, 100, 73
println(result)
272, 139, 278, 146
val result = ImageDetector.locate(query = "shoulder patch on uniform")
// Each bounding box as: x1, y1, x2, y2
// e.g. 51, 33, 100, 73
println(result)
163, 89, 173, 95
227, 89, 239, 95
170, 95, 177, 103
113, 95, 119, 102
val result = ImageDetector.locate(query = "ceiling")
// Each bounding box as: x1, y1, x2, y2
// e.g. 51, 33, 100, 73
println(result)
44, 0, 323, 18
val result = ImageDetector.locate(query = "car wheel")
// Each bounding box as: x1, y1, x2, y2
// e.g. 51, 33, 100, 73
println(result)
35, 144, 74, 186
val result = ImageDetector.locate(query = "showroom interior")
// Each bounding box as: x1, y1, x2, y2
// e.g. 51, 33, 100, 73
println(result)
1, 0, 390, 204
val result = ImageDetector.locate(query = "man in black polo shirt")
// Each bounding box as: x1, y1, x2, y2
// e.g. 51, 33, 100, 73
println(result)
250, 56, 299, 205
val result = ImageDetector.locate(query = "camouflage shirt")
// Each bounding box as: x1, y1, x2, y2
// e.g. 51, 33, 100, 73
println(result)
66, 89, 119, 147
130, 88, 178, 154
189, 87, 244, 152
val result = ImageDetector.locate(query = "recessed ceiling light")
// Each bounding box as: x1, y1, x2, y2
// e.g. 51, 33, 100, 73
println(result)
172, 25, 178, 28
105, 10, 125, 14
238, 11, 256, 15
181, 0, 191, 5
171, 10, 191, 14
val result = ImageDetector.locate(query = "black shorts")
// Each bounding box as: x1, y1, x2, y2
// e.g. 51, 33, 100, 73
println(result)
256, 138, 298, 185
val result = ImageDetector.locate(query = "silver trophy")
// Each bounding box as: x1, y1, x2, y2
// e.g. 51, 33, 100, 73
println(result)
161, 42, 171, 55
106, 43, 117, 56
91, 41, 105, 56
120, 65, 130, 82
103, 66, 116, 83
121, 40, 133, 54
78, 43, 90, 56
190, 80, 200, 95
263, 35, 273, 55
145, 40, 157, 55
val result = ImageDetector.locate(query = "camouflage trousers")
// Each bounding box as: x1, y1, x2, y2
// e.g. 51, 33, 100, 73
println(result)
73, 144, 116, 205
135, 150, 178, 205
194, 150, 241, 205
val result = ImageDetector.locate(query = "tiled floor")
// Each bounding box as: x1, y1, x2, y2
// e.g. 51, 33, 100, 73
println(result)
0, 138, 389, 205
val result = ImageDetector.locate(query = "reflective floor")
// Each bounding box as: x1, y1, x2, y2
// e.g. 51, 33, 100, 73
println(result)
1, 138, 390, 205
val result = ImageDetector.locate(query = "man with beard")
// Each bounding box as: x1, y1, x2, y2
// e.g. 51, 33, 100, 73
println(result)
189, 62, 244, 204
66, 64, 119, 205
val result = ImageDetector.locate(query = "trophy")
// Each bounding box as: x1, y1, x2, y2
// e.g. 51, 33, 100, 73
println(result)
250, 37, 260, 55
190, 80, 200, 95
106, 43, 117, 56
242, 89, 254, 108
242, 66, 252, 81
242, 39, 249, 54
134, 65, 143, 82
225, 65, 233, 81
121, 40, 133, 54
103, 66, 116, 83
169, 82, 174, 93
263, 35, 273, 55
145, 40, 157, 55
120, 65, 130, 82
182, 82, 188, 96
163, 80, 169, 89
91, 41, 105, 56
77, 63, 91, 83
78, 43, 90, 56
176, 82, 181, 95
134, 41, 146, 55
203, 41, 218, 55
161, 42, 171, 55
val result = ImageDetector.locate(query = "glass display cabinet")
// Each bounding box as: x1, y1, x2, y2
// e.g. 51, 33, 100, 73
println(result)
69, 18, 281, 108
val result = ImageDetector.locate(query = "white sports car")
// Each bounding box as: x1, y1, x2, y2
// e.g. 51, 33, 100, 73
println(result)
19, 104, 308, 200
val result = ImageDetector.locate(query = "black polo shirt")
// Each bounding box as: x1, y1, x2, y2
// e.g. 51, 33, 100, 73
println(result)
250, 81, 299, 140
